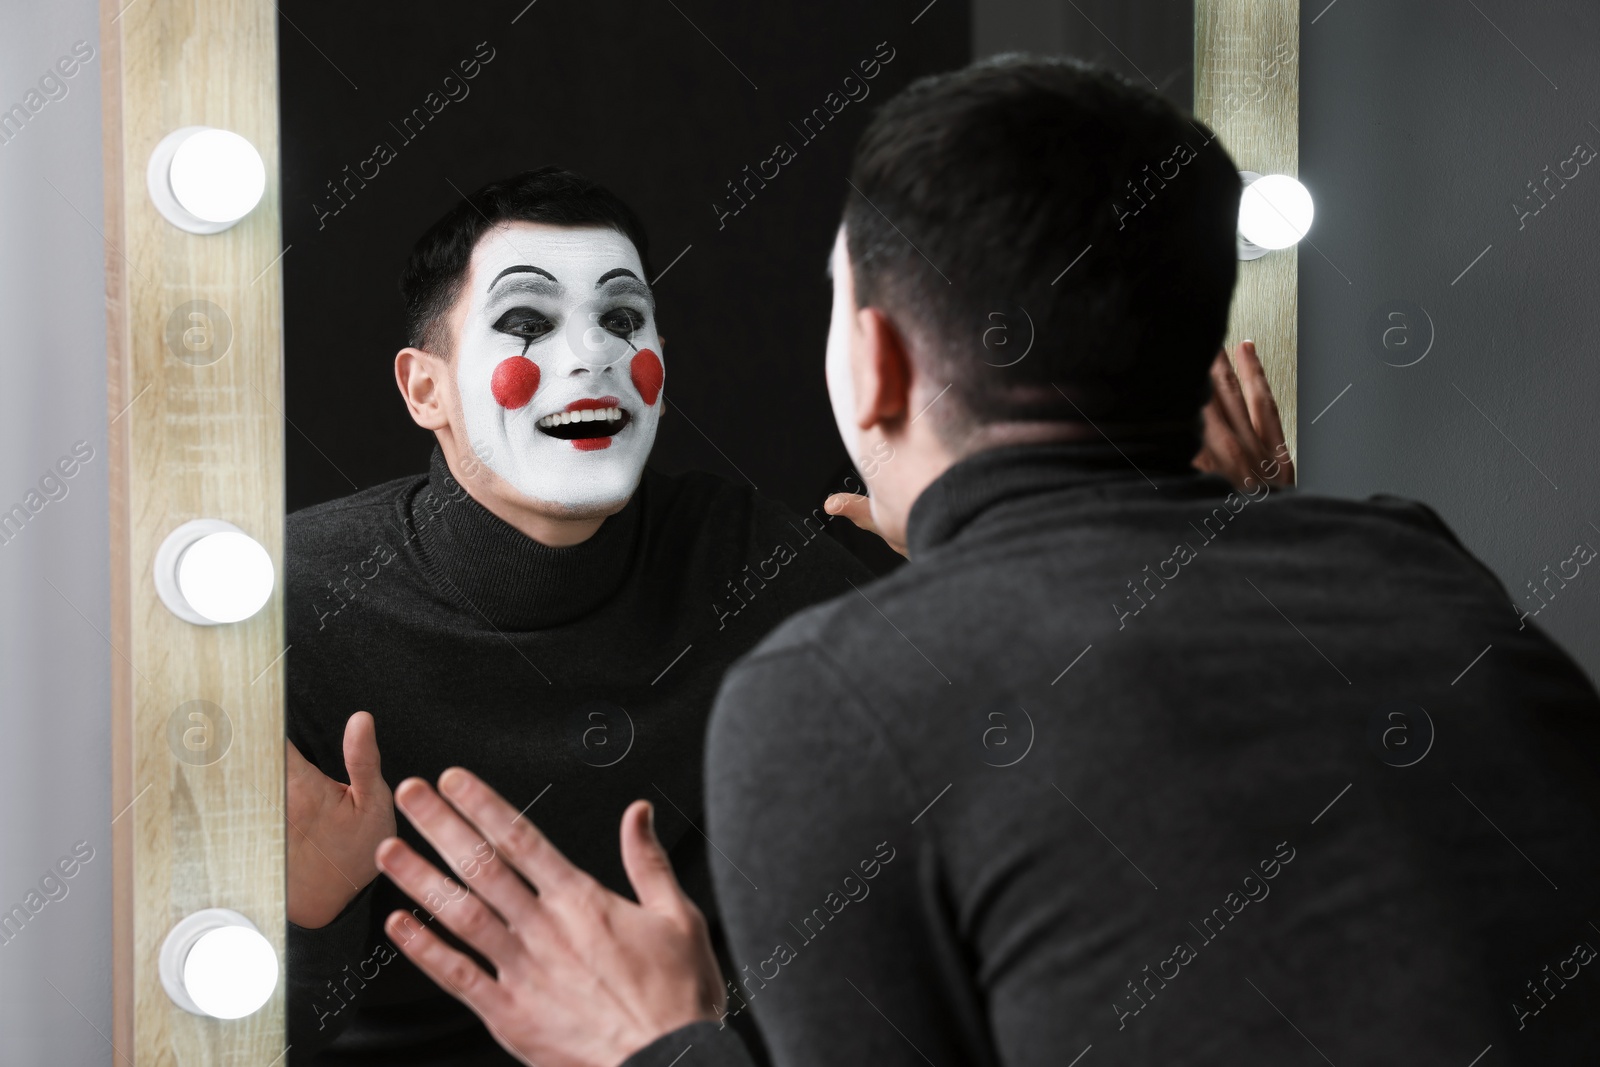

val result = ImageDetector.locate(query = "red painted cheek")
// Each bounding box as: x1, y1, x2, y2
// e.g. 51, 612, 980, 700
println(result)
630, 348, 664, 406
490, 357, 540, 409
572, 438, 612, 452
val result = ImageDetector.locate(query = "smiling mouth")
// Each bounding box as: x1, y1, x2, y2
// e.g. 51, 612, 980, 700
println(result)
536, 398, 631, 442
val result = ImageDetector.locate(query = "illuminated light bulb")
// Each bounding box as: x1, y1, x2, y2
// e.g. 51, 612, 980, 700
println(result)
160, 909, 278, 1020
178, 532, 274, 623
1236, 171, 1314, 259
170, 129, 266, 222
147, 126, 267, 234
154, 519, 275, 625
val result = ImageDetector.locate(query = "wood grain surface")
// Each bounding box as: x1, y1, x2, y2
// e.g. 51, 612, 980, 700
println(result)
1195, 0, 1301, 463
101, 0, 287, 1061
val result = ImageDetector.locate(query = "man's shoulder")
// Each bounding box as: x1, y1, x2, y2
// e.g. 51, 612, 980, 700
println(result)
643, 466, 870, 572
728, 486, 1504, 678
642, 466, 874, 640
727, 568, 889, 679
286, 474, 422, 561
640, 465, 752, 519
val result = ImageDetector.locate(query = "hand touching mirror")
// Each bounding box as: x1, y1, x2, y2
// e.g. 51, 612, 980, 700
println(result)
375, 769, 724, 1067
285, 711, 395, 928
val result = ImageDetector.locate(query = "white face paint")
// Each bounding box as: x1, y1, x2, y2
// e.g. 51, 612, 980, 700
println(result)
454, 223, 664, 514
824, 230, 861, 465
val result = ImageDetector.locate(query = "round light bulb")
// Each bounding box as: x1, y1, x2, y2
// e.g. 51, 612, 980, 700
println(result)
154, 520, 276, 626
184, 925, 279, 1019
160, 910, 278, 1020
177, 531, 274, 624
168, 129, 266, 224
1238, 173, 1314, 251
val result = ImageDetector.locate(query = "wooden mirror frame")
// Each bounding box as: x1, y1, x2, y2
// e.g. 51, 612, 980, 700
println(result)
98, 3, 1298, 1060
1196, 0, 1302, 459
102, 0, 288, 1060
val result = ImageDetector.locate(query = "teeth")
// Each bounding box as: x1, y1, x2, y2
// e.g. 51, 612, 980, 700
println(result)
536, 407, 626, 429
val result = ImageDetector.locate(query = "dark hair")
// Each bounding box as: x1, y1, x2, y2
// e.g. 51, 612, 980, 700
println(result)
399, 167, 652, 354
843, 55, 1240, 442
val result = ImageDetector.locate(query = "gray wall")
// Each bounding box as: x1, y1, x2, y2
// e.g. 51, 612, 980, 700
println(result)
1298, 0, 1600, 680
0, 0, 113, 1061
978, 0, 1600, 683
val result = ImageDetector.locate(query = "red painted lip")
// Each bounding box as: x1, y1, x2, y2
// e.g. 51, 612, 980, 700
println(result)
566, 396, 621, 412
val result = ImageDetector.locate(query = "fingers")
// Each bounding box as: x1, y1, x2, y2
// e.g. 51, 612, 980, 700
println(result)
824, 493, 877, 534
391, 778, 541, 930
1207, 348, 1265, 458
376, 836, 526, 967
1197, 399, 1248, 481
620, 801, 688, 916
1232, 341, 1292, 480
436, 767, 586, 897
383, 906, 512, 1021
343, 711, 388, 799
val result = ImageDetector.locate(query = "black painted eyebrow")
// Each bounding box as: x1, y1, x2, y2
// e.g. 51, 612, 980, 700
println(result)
595, 267, 641, 286
488, 265, 559, 292
596, 271, 655, 311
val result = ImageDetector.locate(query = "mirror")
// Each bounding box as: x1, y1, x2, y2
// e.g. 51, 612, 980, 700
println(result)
273, 2, 966, 1059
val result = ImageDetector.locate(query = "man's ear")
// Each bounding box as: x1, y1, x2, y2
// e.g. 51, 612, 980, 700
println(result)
395, 347, 450, 430
852, 307, 912, 432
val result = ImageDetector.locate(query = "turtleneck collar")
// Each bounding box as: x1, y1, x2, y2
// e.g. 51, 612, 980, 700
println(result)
410, 448, 644, 630
906, 431, 1203, 556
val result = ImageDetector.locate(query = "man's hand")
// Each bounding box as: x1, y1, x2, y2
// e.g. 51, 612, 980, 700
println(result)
1193, 340, 1295, 489
376, 769, 724, 1067
286, 711, 395, 928
823, 492, 908, 557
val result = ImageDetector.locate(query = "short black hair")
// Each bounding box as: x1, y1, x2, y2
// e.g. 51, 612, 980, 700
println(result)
843, 55, 1240, 442
399, 167, 652, 355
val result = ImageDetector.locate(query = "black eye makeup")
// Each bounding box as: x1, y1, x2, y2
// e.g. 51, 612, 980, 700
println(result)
492, 306, 556, 356
597, 306, 647, 343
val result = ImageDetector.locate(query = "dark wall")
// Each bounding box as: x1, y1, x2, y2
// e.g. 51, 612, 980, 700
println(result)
1297, 0, 1600, 680
974, 0, 1191, 109
279, 0, 969, 569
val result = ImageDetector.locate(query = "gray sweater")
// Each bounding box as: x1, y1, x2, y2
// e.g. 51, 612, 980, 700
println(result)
628, 438, 1600, 1067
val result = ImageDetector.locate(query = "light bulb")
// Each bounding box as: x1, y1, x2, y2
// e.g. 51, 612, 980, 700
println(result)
1237, 172, 1314, 257
160, 909, 278, 1020
169, 129, 266, 223
154, 519, 275, 625
178, 532, 274, 623
147, 126, 267, 234
184, 926, 279, 1019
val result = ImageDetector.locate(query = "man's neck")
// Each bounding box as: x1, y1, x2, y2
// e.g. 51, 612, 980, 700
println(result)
439, 442, 612, 548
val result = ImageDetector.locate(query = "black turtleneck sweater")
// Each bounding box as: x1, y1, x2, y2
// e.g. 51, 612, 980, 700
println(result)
284, 450, 871, 1064
627, 439, 1600, 1067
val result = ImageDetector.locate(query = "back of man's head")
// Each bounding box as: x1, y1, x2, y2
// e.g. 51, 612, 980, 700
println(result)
843, 55, 1241, 447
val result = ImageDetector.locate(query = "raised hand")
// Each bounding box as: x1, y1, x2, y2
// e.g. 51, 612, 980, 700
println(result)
823, 491, 908, 557
376, 769, 724, 1067
286, 711, 396, 928
1193, 340, 1295, 489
